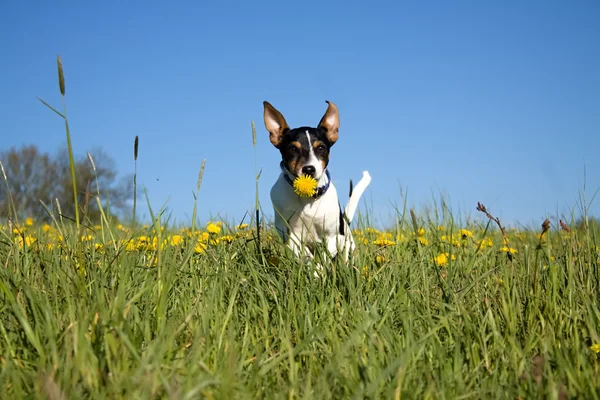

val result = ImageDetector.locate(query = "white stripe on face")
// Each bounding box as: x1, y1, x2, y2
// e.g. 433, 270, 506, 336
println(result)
305, 131, 324, 180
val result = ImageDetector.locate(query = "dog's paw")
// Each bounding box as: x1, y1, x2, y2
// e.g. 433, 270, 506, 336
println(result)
312, 263, 326, 280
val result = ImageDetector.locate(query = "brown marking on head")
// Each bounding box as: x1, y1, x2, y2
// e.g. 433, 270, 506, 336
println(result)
317, 101, 340, 145
263, 101, 289, 148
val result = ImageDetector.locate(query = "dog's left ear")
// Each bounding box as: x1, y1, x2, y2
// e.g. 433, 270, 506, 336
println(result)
318, 100, 340, 145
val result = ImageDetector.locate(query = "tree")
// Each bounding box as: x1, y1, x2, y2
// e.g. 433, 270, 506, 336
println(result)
0, 145, 132, 223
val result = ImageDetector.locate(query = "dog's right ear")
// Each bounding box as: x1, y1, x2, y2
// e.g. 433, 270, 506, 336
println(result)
263, 101, 289, 148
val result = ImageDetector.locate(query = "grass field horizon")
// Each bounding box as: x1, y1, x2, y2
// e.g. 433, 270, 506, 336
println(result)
1, 58, 600, 399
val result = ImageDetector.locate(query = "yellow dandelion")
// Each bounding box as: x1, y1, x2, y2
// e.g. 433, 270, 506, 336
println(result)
373, 238, 396, 246
194, 242, 207, 254
219, 235, 235, 243
365, 227, 380, 235
590, 343, 600, 354
197, 231, 210, 242
418, 237, 429, 246
42, 224, 52, 233
500, 246, 517, 255
362, 265, 369, 276
236, 223, 249, 230
206, 223, 221, 234
375, 255, 386, 264
25, 217, 34, 226
434, 253, 449, 267
460, 229, 473, 239
293, 174, 318, 197
15, 235, 36, 248
170, 234, 184, 246
434, 252, 456, 267
125, 240, 136, 251
417, 227, 425, 237
94, 243, 104, 251
477, 238, 494, 249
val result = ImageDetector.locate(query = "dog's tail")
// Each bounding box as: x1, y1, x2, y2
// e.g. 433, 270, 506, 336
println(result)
344, 171, 371, 224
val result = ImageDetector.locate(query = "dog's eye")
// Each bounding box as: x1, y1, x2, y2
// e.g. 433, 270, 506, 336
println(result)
316, 145, 327, 153
287, 146, 298, 154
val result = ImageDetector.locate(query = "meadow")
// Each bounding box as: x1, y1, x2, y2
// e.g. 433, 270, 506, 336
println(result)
1, 58, 599, 399
1, 205, 599, 399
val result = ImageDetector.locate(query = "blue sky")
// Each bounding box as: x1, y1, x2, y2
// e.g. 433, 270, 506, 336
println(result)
1, 1, 599, 228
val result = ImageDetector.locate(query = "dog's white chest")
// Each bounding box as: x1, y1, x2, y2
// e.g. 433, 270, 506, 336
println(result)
270, 175, 341, 243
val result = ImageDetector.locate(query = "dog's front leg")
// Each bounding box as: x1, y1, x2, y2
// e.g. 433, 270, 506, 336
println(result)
288, 233, 325, 277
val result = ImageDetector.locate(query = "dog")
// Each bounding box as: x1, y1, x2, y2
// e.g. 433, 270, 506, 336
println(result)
263, 100, 371, 268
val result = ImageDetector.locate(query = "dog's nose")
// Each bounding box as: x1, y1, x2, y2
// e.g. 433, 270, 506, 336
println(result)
302, 165, 316, 177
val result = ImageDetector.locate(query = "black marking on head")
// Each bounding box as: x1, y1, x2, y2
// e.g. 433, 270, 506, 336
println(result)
279, 126, 332, 177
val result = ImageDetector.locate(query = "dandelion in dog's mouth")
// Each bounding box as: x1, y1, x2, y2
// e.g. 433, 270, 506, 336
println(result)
293, 175, 318, 197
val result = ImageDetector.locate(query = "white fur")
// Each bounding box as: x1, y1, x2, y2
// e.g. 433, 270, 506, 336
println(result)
271, 168, 371, 270
304, 131, 324, 179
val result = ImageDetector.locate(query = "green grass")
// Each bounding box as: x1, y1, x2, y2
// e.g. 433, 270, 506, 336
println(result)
1, 214, 599, 399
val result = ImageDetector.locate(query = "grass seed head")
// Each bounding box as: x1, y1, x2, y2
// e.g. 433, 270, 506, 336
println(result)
134, 136, 139, 161
87, 152, 96, 172
57, 56, 65, 96
0, 160, 7, 181
197, 159, 206, 191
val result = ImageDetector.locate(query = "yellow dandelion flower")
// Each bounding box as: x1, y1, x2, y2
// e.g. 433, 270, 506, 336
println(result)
375, 255, 386, 264
293, 174, 318, 197
434, 252, 456, 267
417, 227, 425, 237
365, 227, 380, 235
170, 234, 184, 246
236, 223, 249, 230
25, 217, 34, 226
125, 240, 136, 251
500, 246, 517, 254
15, 235, 36, 248
373, 238, 396, 246
460, 229, 473, 239
362, 265, 369, 276
197, 231, 210, 242
206, 223, 221, 234
194, 242, 207, 254
434, 253, 449, 267
477, 238, 494, 248
94, 243, 104, 251
42, 224, 52, 233
418, 237, 429, 246
219, 235, 235, 243
590, 343, 600, 353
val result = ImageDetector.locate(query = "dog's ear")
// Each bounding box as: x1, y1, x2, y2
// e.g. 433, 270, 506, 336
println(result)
318, 100, 339, 145
263, 101, 289, 148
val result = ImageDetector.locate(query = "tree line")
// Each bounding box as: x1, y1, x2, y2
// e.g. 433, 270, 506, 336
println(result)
0, 145, 131, 223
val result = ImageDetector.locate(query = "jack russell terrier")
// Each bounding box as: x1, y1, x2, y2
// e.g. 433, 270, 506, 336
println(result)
263, 100, 371, 268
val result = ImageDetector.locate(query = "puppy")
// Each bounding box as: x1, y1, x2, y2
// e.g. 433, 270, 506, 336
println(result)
263, 100, 371, 267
